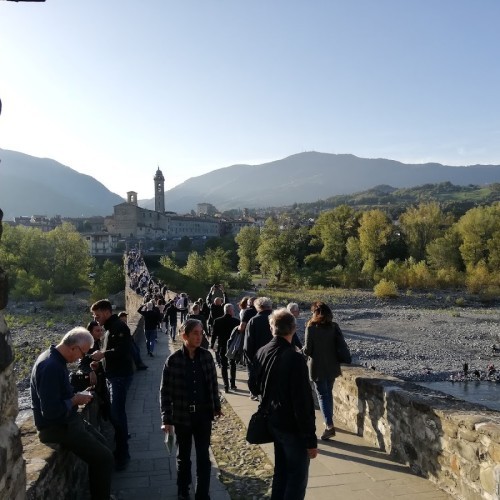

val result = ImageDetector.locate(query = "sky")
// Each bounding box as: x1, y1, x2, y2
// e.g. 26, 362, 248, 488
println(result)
1, 0, 500, 199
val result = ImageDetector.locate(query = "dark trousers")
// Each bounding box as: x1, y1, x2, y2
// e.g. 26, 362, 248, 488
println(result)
107, 375, 133, 460
131, 339, 145, 367
270, 425, 310, 500
174, 414, 212, 499
219, 349, 236, 388
38, 414, 114, 500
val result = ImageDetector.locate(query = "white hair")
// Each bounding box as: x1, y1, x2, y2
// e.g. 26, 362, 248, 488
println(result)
61, 327, 94, 348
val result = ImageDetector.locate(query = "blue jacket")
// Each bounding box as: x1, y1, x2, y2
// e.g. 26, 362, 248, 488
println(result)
31, 346, 77, 430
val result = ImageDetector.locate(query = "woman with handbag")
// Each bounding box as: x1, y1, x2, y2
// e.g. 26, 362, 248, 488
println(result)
303, 301, 351, 440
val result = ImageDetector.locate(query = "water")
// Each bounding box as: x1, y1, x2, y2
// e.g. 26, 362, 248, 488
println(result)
420, 381, 500, 412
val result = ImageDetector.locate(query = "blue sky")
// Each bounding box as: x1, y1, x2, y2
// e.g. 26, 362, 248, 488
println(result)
1, 0, 500, 199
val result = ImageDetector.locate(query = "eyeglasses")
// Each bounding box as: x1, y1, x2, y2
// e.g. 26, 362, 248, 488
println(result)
75, 345, 86, 358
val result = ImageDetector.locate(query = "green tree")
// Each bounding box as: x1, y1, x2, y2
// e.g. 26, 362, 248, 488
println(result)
235, 226, 260, 273
182, 251, 208, 283
91, 259, 124, 300
257, 218, 304, 282
47, 223, 92, 292
399, 202, 451, 261
204, 247, 232, 284
426, 228, 464, 271
309, 205, 359, 266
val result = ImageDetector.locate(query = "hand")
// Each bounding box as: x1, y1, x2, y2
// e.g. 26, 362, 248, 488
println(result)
90, 361, 100, 371
307, 448, 318, 459
91, 351, 104, 361
72, 392, 93, 406
161, 424, 172, 433
88, 371, 97, 386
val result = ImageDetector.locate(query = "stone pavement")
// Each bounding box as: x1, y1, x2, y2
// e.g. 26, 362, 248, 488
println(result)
111, 329, 451, 499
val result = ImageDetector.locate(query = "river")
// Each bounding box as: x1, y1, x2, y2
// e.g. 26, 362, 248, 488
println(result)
420, 380, 500, 412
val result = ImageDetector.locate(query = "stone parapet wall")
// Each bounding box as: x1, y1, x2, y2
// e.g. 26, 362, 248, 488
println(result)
334, 366, 500, 499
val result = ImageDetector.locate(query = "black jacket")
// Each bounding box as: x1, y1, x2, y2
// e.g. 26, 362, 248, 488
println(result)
249, 336, 317, 449
243, 309, 273, 362
102, 314, 134, 377
211, 313, 240, 352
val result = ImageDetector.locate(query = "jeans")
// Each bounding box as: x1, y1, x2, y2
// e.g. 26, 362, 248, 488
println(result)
219, 348, 236, 388
145, 328, 158, 354
38, 414, 114, 500
107, 375, 133, 460
270, 425, 310, 500
174, 414, 212, 499
314, 379, 334, 427
167, 317, 177, 340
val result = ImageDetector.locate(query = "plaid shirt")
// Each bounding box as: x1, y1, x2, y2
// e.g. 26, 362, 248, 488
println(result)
160, 345, 221, 425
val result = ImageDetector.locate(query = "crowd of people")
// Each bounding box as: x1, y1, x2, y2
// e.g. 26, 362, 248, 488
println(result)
30, 256, 351, 500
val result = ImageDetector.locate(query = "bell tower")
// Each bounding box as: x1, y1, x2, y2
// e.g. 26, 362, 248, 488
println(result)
154, 167, 165, 213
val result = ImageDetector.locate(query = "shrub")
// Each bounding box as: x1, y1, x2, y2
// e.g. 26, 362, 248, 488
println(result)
466, 261, 492, 294
455, 297, 466, 307
374, 279, 399, 299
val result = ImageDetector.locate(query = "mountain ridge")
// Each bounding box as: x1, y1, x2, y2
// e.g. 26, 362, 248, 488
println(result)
2, 149, 500, 219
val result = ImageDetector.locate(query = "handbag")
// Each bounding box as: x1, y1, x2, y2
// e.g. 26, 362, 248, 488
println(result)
246, 407, 273, 444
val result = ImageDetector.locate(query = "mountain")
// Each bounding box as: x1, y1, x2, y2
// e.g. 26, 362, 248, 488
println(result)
0, 149, 124, 220
2, 149, 500, 219
140, 152, 500, 213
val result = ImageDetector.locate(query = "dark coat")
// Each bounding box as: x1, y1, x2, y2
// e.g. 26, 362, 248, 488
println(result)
211, 313, 240, 352
303, 322, 351, 381
249, 336, 317, 449
243, 309, 273, 362
101, 314, 134, 378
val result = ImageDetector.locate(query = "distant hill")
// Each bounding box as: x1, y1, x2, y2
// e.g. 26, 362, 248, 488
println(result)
140, 152, 500, 213
0, 149, 124, 220
2, 149, 500, 219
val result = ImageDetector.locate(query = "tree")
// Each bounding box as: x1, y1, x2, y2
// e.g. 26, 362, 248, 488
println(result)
456, 204, 500, 268
204, 247, 232, 284
182, 251, 208, 283
47, 223, 92, 292
358, 210, 393, 274
309, 205, 359, 266
235, 226, 260, 273
257, 218, 304, 282
399, 202, 451, 261
426, 228, 464, 271
91, 260, 124, 300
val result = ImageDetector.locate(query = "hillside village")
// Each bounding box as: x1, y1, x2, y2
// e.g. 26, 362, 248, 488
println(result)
7, 167, 256, 255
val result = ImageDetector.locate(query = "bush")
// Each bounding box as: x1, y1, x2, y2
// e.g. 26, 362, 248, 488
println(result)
466, 261, 492, 294
374, 279, 399, 299
455, 297, 466, 307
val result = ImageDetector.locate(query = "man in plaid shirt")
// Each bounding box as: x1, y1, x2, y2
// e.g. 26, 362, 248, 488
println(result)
160, 319, 222, 500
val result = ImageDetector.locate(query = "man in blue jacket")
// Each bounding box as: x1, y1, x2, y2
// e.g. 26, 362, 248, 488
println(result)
31, 327, 114, 500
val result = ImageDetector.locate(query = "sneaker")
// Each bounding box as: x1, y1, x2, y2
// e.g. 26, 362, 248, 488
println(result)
230, 384, 237, 390
320, 426, 336, 440
250, 394, 259, 401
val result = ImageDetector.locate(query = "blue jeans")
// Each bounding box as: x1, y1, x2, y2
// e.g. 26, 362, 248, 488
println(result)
145, 328, 158, 353
270, 425, 310, 500
174, 414, 212, 499
107, 375, 133, 460
314, 379, 334, 427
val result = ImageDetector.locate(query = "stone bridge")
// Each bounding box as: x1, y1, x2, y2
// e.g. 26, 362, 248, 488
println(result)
1, 245, 500, 498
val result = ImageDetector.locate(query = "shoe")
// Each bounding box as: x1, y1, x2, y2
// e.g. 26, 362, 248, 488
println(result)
230, 384, 237, 390
224, 386, 229, 393
320, 426, 336, 440
137, 364, 148, 370
250, 394, 259, 401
